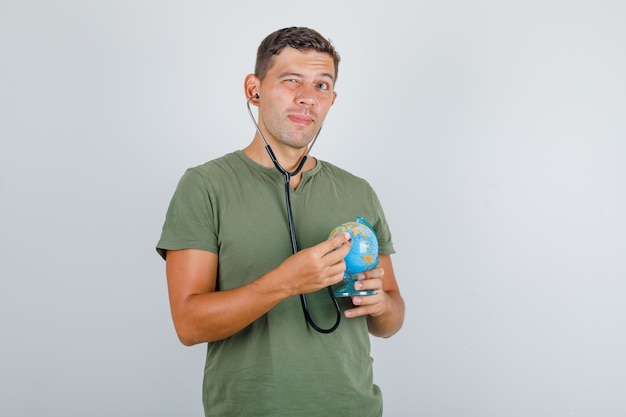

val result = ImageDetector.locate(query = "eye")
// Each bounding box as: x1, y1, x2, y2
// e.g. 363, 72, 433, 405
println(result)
317, 82, 329, 90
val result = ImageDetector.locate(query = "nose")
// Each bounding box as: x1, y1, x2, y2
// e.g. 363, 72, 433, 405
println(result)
296, 86, 315, 106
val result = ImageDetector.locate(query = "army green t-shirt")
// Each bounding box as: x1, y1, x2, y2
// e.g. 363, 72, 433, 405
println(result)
157, 150, 395, 417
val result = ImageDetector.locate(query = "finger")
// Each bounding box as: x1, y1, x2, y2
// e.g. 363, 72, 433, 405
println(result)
352, 291, 382, 306
344, 304, 378, 318
345, 293, 385, 318
354, 278, 381, 292
361, 267, 384, 280
321, 232, 352, 258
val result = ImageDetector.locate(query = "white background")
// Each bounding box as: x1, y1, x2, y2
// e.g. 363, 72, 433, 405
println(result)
1, 1, 625, 416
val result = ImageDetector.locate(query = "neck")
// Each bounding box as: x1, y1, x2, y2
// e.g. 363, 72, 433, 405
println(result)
242, 135, 316, 190
244, 134, 313, 172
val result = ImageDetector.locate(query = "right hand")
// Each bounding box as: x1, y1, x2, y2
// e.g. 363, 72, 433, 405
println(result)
276, 232, 352, 296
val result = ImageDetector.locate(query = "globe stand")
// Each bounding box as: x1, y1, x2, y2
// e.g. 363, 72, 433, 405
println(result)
334, 275, 377, 298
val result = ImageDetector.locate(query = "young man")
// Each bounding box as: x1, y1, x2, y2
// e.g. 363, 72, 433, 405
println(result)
157, 26, 404, 417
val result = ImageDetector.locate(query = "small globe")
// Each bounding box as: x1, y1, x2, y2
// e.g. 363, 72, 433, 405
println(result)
329, 217, 379, 275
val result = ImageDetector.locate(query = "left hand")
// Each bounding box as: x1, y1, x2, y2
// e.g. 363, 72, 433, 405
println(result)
344, 267, 388, 318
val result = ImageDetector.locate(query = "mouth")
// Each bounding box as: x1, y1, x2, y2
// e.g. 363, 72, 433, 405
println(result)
287, 114, 315, 126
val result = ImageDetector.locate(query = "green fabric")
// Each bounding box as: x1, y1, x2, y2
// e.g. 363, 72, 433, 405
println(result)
157, 150, 395, 417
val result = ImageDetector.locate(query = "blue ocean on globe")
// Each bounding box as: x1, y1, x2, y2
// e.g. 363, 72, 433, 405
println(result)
329, 216, 379, 275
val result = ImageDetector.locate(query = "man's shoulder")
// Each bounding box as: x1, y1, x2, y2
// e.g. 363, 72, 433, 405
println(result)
193, 151, 242, 169
317, 159, 370, 185
185, 151, 245, 176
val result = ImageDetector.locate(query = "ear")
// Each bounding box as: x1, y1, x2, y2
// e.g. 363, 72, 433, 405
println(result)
331, 91, 337, 106
244, 74, 260, 105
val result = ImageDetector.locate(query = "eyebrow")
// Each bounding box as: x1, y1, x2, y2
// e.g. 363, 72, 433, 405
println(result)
279, 71, 335, 82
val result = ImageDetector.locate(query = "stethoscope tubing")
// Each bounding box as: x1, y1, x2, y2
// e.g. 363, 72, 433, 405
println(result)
246, 95, 341, 333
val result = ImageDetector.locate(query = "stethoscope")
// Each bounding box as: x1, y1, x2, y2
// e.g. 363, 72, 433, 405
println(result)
246, 94, 341, 334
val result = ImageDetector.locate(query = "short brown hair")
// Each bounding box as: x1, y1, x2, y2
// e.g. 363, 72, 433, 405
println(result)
255, 27, 341, 82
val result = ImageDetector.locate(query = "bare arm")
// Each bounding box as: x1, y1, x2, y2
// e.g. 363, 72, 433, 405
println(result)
165, 233, 352, 345
344, 254, 405, 338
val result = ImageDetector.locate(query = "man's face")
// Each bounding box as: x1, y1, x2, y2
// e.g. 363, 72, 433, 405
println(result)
257, 47, 337, 151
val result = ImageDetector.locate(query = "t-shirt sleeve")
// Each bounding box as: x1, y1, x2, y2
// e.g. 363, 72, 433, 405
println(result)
156, 168, 218, 260
370, 188, 396, 256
